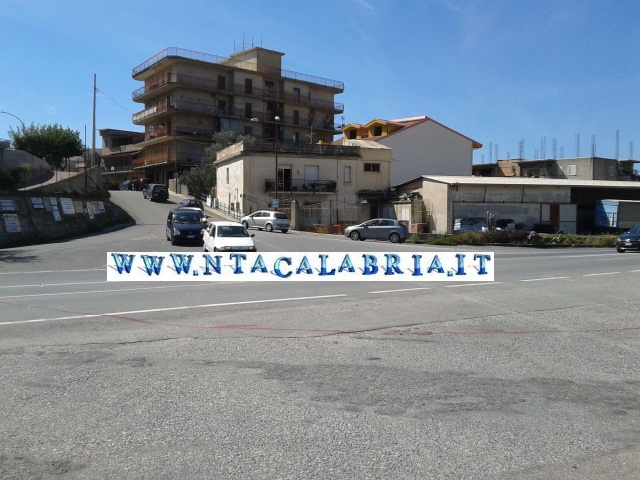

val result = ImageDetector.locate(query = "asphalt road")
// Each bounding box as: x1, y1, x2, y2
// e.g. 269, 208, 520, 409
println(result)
1, 190, 639, 479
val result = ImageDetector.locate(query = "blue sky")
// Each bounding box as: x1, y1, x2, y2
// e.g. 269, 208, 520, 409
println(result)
1, 0, 638, 164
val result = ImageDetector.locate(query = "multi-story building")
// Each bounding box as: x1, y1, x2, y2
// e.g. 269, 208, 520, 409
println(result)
131, 46, 344, 184
99, 129, 144, 187
339, 116, 482, 185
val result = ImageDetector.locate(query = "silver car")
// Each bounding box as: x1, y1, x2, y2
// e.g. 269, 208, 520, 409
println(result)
241, 210, 290, 233
344, 218, 408, 243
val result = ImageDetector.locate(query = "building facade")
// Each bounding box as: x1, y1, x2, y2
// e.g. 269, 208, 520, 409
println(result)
214, 140, 392, 228
472, 157, 640, 181
130, 46, 344, 185
340, 116, 482, 185
99, 129, 144, 187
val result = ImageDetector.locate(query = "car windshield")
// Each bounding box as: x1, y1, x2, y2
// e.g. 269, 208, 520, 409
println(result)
173, 213, 202, 224
628, 225, 640, 234
218, 226, 250, 237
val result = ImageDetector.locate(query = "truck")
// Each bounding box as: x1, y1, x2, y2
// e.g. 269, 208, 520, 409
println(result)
594, 199, 640, 232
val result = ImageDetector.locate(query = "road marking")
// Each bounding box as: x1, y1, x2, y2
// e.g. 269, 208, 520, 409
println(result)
0, 294, 348, 326
0, 268, 105, 275
1, 281, 106, 289
520, 277, 569, 282
0, 283, 213, 299
369, 287, 431, 294
582, 272, 620, 277
444, 282, 502, 288
561, 253, 618, 258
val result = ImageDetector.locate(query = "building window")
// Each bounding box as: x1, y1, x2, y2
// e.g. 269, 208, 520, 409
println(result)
226, 168, 229, 184
245, 102, 252, 118
364, 163, 380, 172
293, 132, 300, 143
293, 88, 300, 103
567, 164, 577, 176
217, 100, 226, 114
344, 166, 351, 182
373, 126, 382, 136
348, 130, 357, 139
244, 125, 253, 136
218, 75, 226, 90
293, 110, 300, 125
610, 165, 617, 177
245, 78, 252, 94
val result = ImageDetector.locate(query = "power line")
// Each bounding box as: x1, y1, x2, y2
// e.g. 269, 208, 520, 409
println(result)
96, 88, 134, 114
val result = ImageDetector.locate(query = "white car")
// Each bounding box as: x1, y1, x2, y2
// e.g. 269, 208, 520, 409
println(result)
241, 210, 290, 233
202, 221, 257, 252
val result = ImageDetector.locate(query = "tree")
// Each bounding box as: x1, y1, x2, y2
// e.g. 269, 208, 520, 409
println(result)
178, 131, 254, 199
8, 123, 84, 170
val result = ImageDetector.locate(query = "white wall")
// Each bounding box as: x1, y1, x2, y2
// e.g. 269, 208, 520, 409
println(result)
379, 121, 473, 185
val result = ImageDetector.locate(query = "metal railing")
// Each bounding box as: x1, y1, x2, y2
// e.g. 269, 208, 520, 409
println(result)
132, 47, 344, 91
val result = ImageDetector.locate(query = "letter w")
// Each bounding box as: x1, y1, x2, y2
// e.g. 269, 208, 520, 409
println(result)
111, 253, 136, 274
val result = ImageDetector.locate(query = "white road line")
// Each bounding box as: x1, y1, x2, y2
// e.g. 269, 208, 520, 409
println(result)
0, 283, 214, 299
369, 287, 431, 294
561, 253, 618, 258
582, 272, 620, 277
520, 277, 569, 282
0, 268, 105, 275
0, 294, 348, 326
2, 281, 106, 289
444, 282, 502, 288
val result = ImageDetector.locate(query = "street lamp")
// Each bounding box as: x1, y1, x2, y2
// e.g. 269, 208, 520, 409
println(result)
0, 110, 26, 131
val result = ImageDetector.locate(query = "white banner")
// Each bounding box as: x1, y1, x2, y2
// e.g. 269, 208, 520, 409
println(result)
107, 252, 494, 282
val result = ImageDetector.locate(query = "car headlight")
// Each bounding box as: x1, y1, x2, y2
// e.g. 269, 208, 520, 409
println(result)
173, 228, 181, 236
616, 237, 622, 242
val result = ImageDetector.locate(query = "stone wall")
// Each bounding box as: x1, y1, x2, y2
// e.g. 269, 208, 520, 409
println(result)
0, 189, 130, 249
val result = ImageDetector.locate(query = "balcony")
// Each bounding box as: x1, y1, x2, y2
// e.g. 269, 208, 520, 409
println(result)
133, 99, 221, 124
265, 178, 337, 194
146, 125, 216, 142
132, 47, 344, 92
131, 151, 201, 169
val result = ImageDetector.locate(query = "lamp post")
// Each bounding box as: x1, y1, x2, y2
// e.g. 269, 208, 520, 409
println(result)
0, 110, 26, 131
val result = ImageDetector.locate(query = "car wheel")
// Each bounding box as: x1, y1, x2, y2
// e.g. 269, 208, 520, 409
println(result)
350, 231, 360, 241
389, 233, 400, 243
281, 229, 288, 234
616, 247, 624, 253
242, 221, 249, 230
170, 234, 176, 246
213, 247, 218, 252
398, 238, 406, 244
203, 243, 208, 252
265, 223, 273, 232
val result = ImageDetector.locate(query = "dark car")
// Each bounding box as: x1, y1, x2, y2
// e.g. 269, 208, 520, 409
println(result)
531, 223, 559, 234
166, 209, 207, 246
178, 199, 205, 211
344, 218, 408, 243
143, 184, 169, 202
616, 224, 640, 252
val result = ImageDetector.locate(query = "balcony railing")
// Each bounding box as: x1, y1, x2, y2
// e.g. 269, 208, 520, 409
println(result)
146, 125, 216, 142
131, 151, 202, 168
132, 47, 344, 91
265, 178, 337, 194
133, 99, 221, 124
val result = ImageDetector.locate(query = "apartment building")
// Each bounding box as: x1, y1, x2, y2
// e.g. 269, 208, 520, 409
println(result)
130, 46, 344, 184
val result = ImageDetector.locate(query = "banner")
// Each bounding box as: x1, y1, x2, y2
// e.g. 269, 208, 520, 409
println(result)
107, 252, 494, 282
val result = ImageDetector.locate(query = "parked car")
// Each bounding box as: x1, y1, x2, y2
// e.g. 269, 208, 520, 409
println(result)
203, 221, 257, 252
119, 180, 133, 191
531, 223, 559, 234
344, 218, 408, 243
453, 217, 488, 232
143, 183, 169, 202
615, 224, 640, 252
178, 199, 205, 212
166, 209, 208, 246
102, 180, 120, 191
241, 210, 290, 233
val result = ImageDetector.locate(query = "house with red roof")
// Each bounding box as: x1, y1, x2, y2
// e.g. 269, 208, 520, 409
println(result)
339, 115, 482, 186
